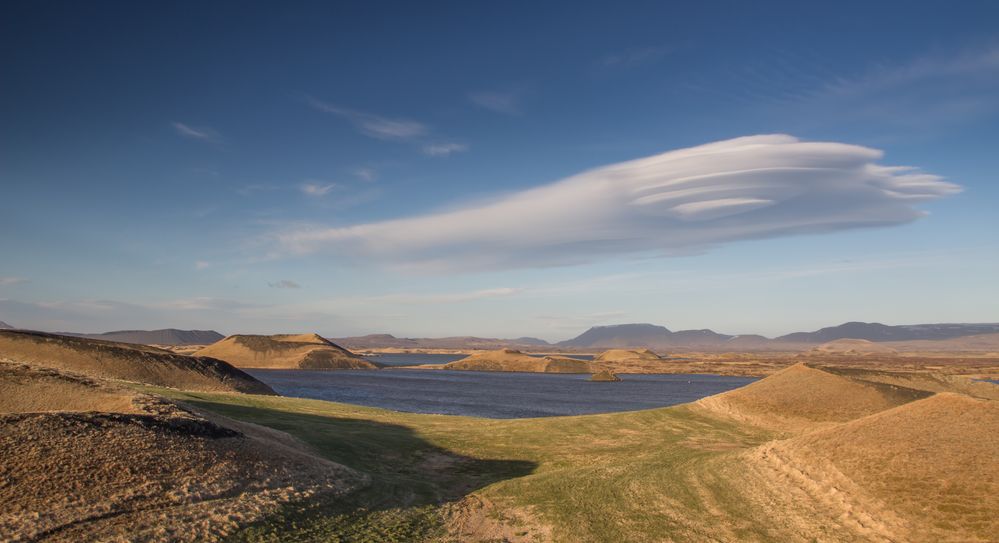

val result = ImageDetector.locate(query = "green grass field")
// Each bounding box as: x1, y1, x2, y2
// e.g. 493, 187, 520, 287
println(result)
153, 389, 777, 542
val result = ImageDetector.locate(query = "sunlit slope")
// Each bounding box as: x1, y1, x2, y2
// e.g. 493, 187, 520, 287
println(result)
196, 334, 380, 370
734, 392, 999, 542
0, 329, 274, 394
695, 362, 930, 431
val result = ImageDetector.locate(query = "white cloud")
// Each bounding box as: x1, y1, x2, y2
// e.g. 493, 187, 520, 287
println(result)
468, 90, 523, 115
268, 280, 302, 289
274, 135, 960, 271
354, 167, 377, 182
422, 142, 468, 157
301, 181, 339, 197
0, 277, 28, 286
304, 96, 426, 141
194, 261, 211, 270
172, 122, 221, 143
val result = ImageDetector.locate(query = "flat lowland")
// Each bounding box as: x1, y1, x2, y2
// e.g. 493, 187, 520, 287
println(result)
423, 349, 591, 373
0, 360, 359, 542
131, 362, 996, 542
0, 329, 274, 394
195, 334, 381, 370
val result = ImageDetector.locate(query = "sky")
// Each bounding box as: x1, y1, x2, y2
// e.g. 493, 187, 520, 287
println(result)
2, 1, 998, 340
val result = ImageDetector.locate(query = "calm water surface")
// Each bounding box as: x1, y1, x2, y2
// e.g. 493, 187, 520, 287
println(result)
363, 352, 595, 366
246, 360, 755, 419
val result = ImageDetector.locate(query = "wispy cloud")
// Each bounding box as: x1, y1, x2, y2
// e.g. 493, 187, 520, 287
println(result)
194, 261, 211, 270
0, 277, 28, 286
274, 134, 960, 271
422, 142, 468, 157
354, 167, 377, 182
301, 181, 339, 197
268, 280, 301, 289
171, 122, 221, 143
304, 95, 467, 155
468, 90, 523, 115
304, 96, 426, 141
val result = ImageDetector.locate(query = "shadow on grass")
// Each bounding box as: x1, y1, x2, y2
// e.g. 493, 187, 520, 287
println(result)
181, 399, 536, 542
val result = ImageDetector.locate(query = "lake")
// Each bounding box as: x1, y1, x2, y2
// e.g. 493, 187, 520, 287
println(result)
363, 352, 596, 366
246, 365, 756, 419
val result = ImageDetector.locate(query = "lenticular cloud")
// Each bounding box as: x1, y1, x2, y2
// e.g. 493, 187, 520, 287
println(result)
278, 135, 960, 270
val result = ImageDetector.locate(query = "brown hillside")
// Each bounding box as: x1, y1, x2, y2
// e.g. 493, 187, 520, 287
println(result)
738, 393, 999, 542
0, 330, 274, 395
593, 348, 662, 362
195, 334, 380, 370
439, 349, 591, 373
695, 363, 929, 432
0, 361, 360, 542
810, 338, 898, 355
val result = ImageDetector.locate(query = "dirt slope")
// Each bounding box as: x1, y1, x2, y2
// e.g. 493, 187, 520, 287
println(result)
0, 361, 360, 542
436, 349, 591, 373
0, 330, 274, 394
736, 392, 999, 542
196, 334, 380, 370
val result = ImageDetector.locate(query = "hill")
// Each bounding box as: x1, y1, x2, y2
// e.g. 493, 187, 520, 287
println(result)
433, 349, 590, 373
778, 321, 999, 343
557, 323, 735, 349
738, 392, 999, 542
0, 320, 12, 330
0, 360, 358, 542
0, 330, 274, 394
884, 332, 999, 352
196, 334, 381, 370
65, 328, 225, 346
809, 338, 899, 355
592, 348, 663, 362
695, 363, 928, 431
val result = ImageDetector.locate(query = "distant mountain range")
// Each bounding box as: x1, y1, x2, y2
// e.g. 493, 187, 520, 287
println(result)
0, 320, 13, 330
336, 321, 999, 351
60, 329, 224, 346
775, 322, 999, 343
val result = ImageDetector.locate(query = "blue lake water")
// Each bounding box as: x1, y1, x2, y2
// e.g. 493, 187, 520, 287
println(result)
246, 365, 756, 419
363, 352, 595, 366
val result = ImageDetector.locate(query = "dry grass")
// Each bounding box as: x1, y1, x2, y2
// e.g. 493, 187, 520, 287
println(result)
3, 347, 996, 542
158, 363, 998, 542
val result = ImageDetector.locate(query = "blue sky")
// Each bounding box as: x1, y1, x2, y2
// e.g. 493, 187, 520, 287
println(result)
2, 1, 998, 339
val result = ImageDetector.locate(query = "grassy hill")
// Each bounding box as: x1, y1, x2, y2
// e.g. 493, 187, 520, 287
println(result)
139, 363, 998, 542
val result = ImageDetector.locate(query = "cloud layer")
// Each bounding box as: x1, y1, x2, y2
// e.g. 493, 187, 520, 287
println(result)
276, 135, 960, 271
